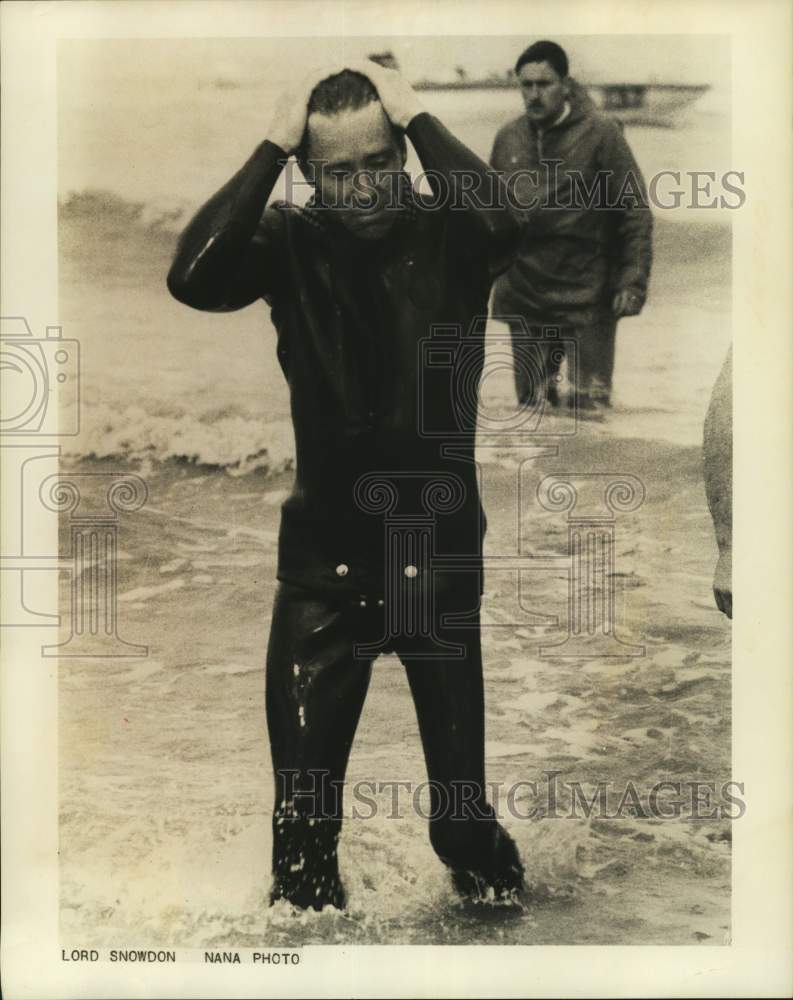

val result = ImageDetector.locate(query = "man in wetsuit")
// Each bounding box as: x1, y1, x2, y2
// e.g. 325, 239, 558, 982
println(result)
490, 40, 653, 410
167, 60, 524, 910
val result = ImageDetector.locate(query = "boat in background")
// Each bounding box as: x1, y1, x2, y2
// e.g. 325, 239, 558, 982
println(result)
368, 54, 710, 128
573, 81, 709, 126
412, 73, 709, 127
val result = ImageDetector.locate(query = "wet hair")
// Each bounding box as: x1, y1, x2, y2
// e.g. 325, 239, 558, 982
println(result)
514, 40, 569, 80
298, 68, 407, 166
307, 69, 379, 117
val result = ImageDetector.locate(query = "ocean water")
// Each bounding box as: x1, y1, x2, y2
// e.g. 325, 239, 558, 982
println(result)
59, 436, 732, 947
57, 58, 732, 473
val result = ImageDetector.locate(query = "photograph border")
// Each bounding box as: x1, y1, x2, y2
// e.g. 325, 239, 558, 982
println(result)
2, 1, 792, 997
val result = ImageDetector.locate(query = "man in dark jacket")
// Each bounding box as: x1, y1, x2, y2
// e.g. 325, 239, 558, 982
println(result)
490, 40, 653, 409
167, 60, 524, 911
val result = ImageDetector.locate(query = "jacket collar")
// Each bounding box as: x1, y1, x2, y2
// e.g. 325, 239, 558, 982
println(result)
551, 100, 572, 128
527, 78, 594, 136
297, 173, 419, 239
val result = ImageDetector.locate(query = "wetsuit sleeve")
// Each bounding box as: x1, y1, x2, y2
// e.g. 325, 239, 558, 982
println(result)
166, 140, 289, 312
406, 113, 519, 278
599, 121, 654, 305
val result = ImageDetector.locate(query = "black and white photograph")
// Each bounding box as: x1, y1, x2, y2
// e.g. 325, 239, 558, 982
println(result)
1, 1, 791, 997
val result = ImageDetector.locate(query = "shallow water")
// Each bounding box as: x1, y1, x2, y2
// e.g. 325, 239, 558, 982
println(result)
59, 432, 732, 947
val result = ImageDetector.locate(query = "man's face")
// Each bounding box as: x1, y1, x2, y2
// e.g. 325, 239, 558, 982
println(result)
305, 101, 406, 241
518, 60, 567, 125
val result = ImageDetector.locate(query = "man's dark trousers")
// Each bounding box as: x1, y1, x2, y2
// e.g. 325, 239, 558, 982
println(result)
509, 316, 617, 407
266, 579, 524, 909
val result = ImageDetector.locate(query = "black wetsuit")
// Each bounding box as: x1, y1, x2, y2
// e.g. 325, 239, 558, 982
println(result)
167, 112, 524, 908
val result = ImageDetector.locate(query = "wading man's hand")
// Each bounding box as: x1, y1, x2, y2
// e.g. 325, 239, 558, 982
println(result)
612, 289, 644, 318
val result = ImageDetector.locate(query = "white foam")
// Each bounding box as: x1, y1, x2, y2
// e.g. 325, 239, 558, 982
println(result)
119, 578, 185, 602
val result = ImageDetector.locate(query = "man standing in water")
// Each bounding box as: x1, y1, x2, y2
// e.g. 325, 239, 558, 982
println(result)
490, 40, 653, 410
167, 60, 524, 910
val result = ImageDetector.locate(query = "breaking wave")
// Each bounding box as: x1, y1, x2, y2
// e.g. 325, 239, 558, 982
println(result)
59, 188, 191, 240
62, 400, 295, 477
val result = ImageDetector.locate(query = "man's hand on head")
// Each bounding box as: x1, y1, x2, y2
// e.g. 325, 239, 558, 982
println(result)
350, 60, 426, 130
612, 289, 644, 318
266, 60, 354, 154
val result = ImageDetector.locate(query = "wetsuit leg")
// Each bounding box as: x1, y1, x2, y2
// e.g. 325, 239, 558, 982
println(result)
266, 583, 373, 910
395, 596, 524, 899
